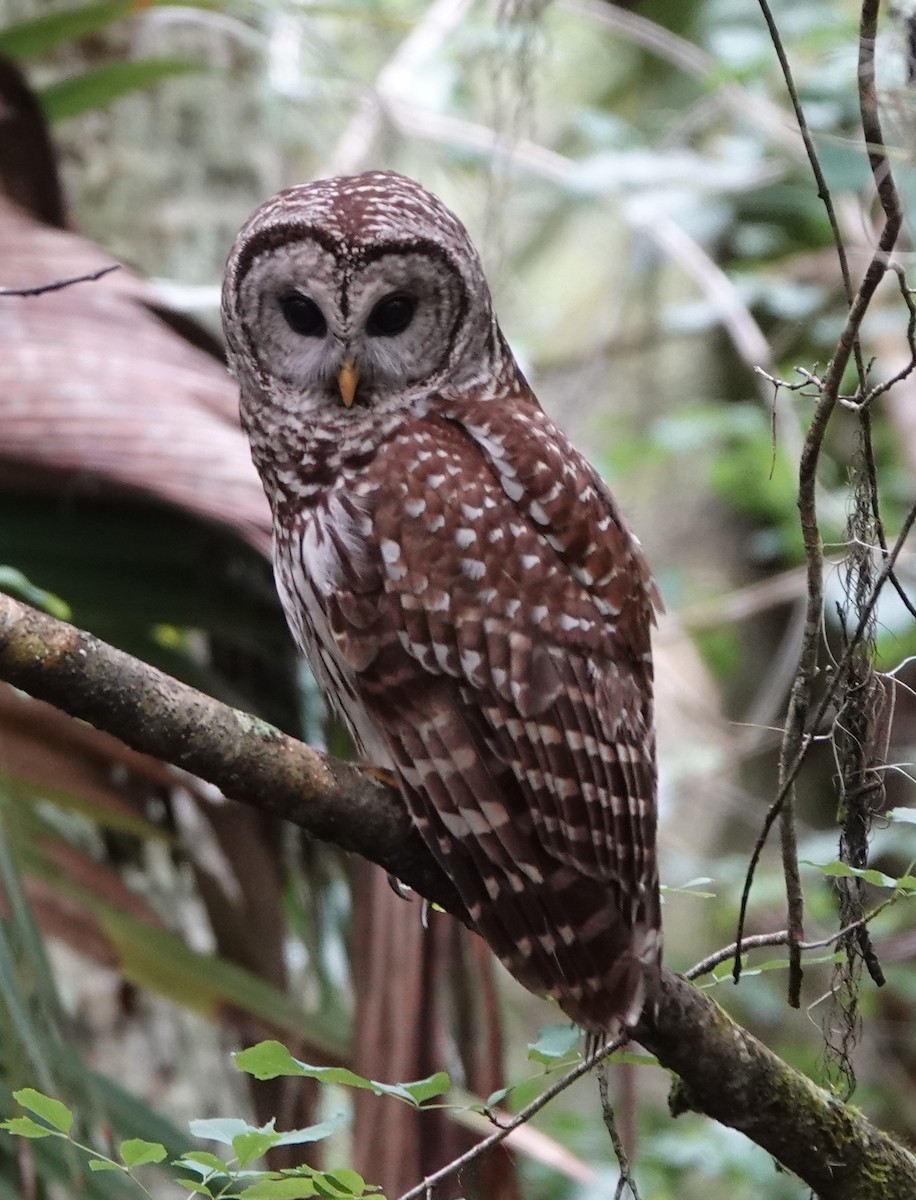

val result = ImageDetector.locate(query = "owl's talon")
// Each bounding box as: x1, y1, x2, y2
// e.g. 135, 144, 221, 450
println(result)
387, 873, 413, 901
363, 765, 399, 790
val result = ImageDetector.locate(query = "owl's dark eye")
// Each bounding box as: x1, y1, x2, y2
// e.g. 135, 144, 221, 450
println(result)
279, 292, 327, 337
366, 293, 417, 337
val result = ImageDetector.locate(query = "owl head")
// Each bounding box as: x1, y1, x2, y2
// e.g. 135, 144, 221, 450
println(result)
221, 172, 505, 418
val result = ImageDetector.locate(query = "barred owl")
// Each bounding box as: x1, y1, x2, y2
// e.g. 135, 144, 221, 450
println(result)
222, 171, 661, 1034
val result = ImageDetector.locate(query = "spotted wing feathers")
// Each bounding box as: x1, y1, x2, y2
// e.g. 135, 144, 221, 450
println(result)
313, 398, 660, 1033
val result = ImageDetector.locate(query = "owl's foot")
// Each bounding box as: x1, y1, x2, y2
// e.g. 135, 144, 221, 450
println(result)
387, 873, 413, 901
362, 765, 399, 790
366, 767, 409, 898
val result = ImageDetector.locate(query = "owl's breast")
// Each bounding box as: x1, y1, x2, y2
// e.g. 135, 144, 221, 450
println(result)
273, 481, 392, 764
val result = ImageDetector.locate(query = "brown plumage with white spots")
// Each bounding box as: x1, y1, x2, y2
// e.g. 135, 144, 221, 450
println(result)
222, 171, 661, 1034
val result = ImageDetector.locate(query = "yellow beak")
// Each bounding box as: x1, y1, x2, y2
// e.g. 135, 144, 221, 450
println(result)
337, 357, 359, 409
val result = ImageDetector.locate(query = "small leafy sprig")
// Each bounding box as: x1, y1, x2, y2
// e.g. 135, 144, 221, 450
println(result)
3, 1087, 169, 1195
0, 1045, 454, 1199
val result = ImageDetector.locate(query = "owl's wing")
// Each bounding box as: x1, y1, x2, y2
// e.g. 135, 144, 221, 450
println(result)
323, 398, 660, 1031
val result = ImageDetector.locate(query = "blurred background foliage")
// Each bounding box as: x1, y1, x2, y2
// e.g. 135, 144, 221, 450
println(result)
0, 0, 914, 1196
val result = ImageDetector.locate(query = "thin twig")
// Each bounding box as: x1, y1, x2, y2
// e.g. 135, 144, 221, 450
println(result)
862, 409, 916, 621
689, 932, 791, 980
756, 0, 864, 376
0, 265, 120, 297
689, 895, 902, 982
831, 497, 916, 698
735, 493, 916, 979
395, 1034, 626, 1200
597, 1061, 641, 1200
859, 265, 916, 410
851, 268, 916, 628
736, 0, 905, 995
754, 0, 854, 1004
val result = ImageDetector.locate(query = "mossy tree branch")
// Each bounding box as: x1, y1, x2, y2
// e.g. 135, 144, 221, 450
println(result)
1, 592, 914, 1198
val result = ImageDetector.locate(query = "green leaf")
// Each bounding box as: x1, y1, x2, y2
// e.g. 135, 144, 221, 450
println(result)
396, 1073, 450, 1106
238, 1180, 318, 1199
0, 1115, 60, 1139
812, 860, 895, 887
178, 1150, 233, 1176
321, 1168, 366, 1195
527, 1023, 580, 1064
234, 1042, 448, 1108
705, 951, 843, 986
41, 58, 201, 122
0, 3, 134, 60
233, 1129, 281, 1167
189, 1117, 259, 1146
802, 859, 916, 890
0, 1, 216, 61
313, 1178, 356, 1198
234, 1042, 328, 1080
12, 1088, 73, 1133
272, 1113, 347, 1146
609, 1051, 659, 1067
88, 1159, 124, 1172
120, 1138, 168, 1167
189, 1112, 343, 1159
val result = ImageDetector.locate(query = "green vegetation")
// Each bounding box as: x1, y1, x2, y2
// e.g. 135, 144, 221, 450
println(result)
0, 1, 914, 1196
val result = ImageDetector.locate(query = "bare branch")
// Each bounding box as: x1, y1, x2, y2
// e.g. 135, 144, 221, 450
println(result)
734, 493, 916, 976
687, 894, 903, 982
859, 265, 916, 410
397, 1034, 627, 1200
0, 590, 461, 917
754, 0, 857, 1003
736, 0, 907, 996
688, 931, 792, 981
597, 1061, 640, 1200
0, 265, 120, 297
1, 593, 915, 1197
637, 963, 916, 1200
756, 0, 860, 318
